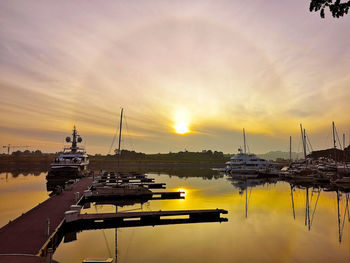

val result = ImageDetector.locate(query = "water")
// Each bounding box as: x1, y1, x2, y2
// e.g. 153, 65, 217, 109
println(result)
0, 169, 349, 263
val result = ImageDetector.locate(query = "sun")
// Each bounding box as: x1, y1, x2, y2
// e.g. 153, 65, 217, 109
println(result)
174, 121, 190, 135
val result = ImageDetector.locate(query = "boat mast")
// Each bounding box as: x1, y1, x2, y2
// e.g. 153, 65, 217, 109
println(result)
304, 129, 307, 158
343, 133, 346, 163
117, 108, 124, 170
243, 128, 247, 154
300, 124, 307, 161
332, 121, 337, 165
289, 136, 292, 165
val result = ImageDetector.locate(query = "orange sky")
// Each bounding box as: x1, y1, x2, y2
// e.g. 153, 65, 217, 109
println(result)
0, 0, 349, 154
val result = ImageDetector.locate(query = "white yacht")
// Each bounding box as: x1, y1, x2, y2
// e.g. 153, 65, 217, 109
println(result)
225, 129, 275, 178
48, 126, 89, 178
225, 148, 274, 176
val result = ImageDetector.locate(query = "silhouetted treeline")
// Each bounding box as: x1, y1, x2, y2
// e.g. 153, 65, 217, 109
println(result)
92, 149, 228, 162
0, 149, 229, 167
0, 150, 57, 164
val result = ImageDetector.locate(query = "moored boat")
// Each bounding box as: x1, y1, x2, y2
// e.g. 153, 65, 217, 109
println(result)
47, 126, 89, 180
225, 129, 276, 178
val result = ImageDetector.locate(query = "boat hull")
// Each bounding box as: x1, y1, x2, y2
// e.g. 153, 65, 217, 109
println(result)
47, 166, 82, 179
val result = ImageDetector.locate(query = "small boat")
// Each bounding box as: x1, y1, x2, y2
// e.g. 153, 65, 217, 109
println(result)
47, 126, 89, 179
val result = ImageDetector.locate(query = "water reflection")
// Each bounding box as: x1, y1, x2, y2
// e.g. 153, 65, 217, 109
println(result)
228, 175, 350, 244
0, 172, 49, 227
228, 177, 278, 218
0, 169, 349, 263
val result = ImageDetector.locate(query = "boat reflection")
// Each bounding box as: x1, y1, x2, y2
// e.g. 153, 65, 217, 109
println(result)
228, 176, 278, 218
289, 182, 349, 243
228, 175, 349, 244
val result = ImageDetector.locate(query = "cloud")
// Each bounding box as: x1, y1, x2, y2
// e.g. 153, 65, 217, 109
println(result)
0, 0, 349, 153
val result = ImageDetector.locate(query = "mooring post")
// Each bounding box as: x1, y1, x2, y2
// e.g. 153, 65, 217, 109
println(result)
46, 218, 50, 236
47, 248, 53, 263
75, 192, 80, 203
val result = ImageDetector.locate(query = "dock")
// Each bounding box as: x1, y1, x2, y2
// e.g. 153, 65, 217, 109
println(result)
37, 209, 228, 254
64, 209, 228, 231
69, 209, 228, 224
80, 190, 184, 204
0, 171, 229, 262
0, 177, 92, 255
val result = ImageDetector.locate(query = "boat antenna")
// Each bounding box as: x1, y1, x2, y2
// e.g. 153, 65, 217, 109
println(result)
72, 125, 77, 153
243, 128, 247, 154
117, 108, 124, 170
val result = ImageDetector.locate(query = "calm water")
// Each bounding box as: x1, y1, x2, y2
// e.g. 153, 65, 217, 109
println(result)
0, 169, 349, 263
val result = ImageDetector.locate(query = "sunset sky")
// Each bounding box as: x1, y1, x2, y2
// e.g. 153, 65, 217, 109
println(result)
0, 0, 349, 154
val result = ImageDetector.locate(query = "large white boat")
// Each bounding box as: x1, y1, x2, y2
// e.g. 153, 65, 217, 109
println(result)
225, 129, 275, 178
47, 126, 89, 179
225, 148, 274, 177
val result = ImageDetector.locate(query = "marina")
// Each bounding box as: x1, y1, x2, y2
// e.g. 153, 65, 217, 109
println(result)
1, 1, 350, 262
0, 169, 348, 263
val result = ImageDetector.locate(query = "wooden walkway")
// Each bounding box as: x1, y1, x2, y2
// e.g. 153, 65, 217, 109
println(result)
0, 177, 92, 256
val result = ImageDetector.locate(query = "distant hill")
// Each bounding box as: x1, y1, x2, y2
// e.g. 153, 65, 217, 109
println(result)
256, 151, 302, 161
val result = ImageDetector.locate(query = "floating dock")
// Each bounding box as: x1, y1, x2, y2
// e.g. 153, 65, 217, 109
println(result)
0, 177, 92, 256
64, 209, 228, 231
38, 208, 228, 254
80, 190, 184, 204
69, 209, 228, 224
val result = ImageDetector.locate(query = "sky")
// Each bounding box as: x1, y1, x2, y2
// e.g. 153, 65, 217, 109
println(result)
0, 0, 349, 154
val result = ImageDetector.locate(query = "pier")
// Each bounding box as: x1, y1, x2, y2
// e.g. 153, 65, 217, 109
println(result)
38, 209, 228, 256
0, 177, 92, 256
64, 209, 228, 232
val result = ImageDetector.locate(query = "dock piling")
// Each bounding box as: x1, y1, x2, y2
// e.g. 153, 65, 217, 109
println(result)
46, 218, 50, 237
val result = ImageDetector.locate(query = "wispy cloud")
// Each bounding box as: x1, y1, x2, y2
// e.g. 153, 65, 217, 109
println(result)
0, 0, 349, 153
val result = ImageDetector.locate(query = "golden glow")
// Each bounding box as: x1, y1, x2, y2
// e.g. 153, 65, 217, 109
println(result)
174, 121, 190, 135
177, 188, 187, 197
173, 109, 191, 135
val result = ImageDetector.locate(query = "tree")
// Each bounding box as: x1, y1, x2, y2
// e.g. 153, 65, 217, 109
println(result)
309, 0, 350, 18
